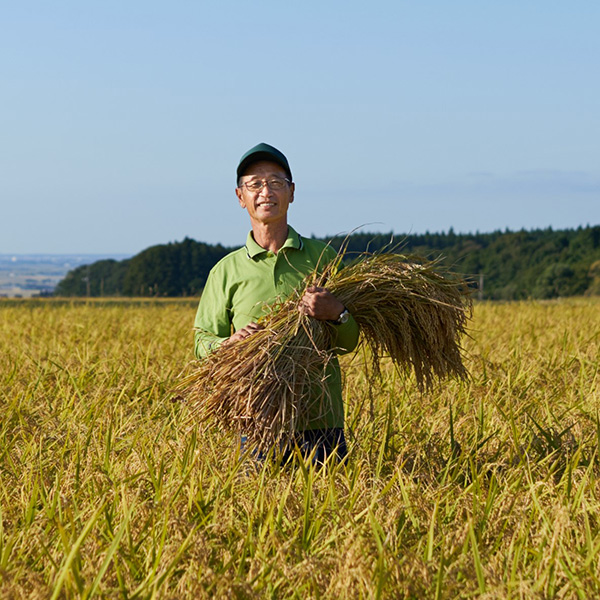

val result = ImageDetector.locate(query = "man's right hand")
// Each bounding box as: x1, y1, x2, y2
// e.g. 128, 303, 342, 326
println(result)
222, 322, 264, 346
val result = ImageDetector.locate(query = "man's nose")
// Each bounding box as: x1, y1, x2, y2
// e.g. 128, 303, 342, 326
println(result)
259, 183, 272, 196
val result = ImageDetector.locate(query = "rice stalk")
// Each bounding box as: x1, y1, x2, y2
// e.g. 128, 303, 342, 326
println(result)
179, 250, 472, 451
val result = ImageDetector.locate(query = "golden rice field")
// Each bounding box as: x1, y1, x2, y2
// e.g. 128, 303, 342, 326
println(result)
0, 297, 599, 599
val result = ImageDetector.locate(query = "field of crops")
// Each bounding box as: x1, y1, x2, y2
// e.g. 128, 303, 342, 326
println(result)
1, 297, 599, 599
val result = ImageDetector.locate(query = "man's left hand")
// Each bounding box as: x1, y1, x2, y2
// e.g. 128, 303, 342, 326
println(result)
299, 286, 345, 321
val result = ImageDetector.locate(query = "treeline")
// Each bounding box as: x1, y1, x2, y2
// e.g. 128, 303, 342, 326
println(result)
56, 238, 231, 297
55, 226, 600, 300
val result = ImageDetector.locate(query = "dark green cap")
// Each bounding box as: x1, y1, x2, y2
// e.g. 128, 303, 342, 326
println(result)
236, 143, 292, 183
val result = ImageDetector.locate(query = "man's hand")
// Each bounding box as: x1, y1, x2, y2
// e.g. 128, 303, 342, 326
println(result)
299, 286, 345, 321
222, 322, 264, 346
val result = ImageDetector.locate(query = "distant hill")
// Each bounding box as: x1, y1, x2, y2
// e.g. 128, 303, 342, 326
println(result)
55, 238, 230, 297
54, 226, 600, 300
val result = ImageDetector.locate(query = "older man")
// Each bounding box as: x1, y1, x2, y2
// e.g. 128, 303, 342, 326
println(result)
194, 143, 359, 462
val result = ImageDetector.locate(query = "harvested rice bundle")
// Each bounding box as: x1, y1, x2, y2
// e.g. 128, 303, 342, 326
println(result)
180, 251, 472, 451
327, 253, 471, 388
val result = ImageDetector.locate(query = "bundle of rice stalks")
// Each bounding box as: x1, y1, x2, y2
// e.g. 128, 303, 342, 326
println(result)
179, 250, 472, 451
329, 253, 472, 386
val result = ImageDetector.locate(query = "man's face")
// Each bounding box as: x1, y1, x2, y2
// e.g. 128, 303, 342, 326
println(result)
235, 161, 295, 227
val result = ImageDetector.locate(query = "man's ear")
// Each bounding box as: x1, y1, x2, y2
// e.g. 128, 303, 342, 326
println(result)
236, 187, 245, 208
289, 182, 295, 203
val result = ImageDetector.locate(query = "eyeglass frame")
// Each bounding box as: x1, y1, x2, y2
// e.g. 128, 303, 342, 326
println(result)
238, 177, 292, 193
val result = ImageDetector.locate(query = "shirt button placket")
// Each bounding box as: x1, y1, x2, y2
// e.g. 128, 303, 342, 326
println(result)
273, 252, 280, 290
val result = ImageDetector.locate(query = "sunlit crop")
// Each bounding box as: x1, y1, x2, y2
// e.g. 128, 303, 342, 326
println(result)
1, 297, 599, 598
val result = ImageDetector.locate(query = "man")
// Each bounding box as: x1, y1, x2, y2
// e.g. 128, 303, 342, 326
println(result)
194, 143, 359, 462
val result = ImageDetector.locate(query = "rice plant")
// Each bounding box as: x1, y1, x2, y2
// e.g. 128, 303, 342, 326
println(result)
0, 297, 599, 598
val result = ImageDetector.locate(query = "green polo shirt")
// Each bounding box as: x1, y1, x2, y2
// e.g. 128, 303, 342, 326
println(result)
194, 226, 359, 430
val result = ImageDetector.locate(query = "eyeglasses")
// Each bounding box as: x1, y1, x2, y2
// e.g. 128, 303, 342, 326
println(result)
241, 177, 291, 193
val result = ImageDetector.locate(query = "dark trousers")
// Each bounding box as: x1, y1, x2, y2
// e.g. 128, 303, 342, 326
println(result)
241, 428, 347, 466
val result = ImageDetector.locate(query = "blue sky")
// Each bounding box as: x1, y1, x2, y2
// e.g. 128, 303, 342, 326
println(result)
2, 1, 599, 254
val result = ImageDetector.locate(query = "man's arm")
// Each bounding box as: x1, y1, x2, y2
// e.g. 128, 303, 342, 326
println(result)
193, 269, 232, 359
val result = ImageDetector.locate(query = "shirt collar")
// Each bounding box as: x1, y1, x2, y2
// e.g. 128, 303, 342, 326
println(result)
245, 226, 303, 259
